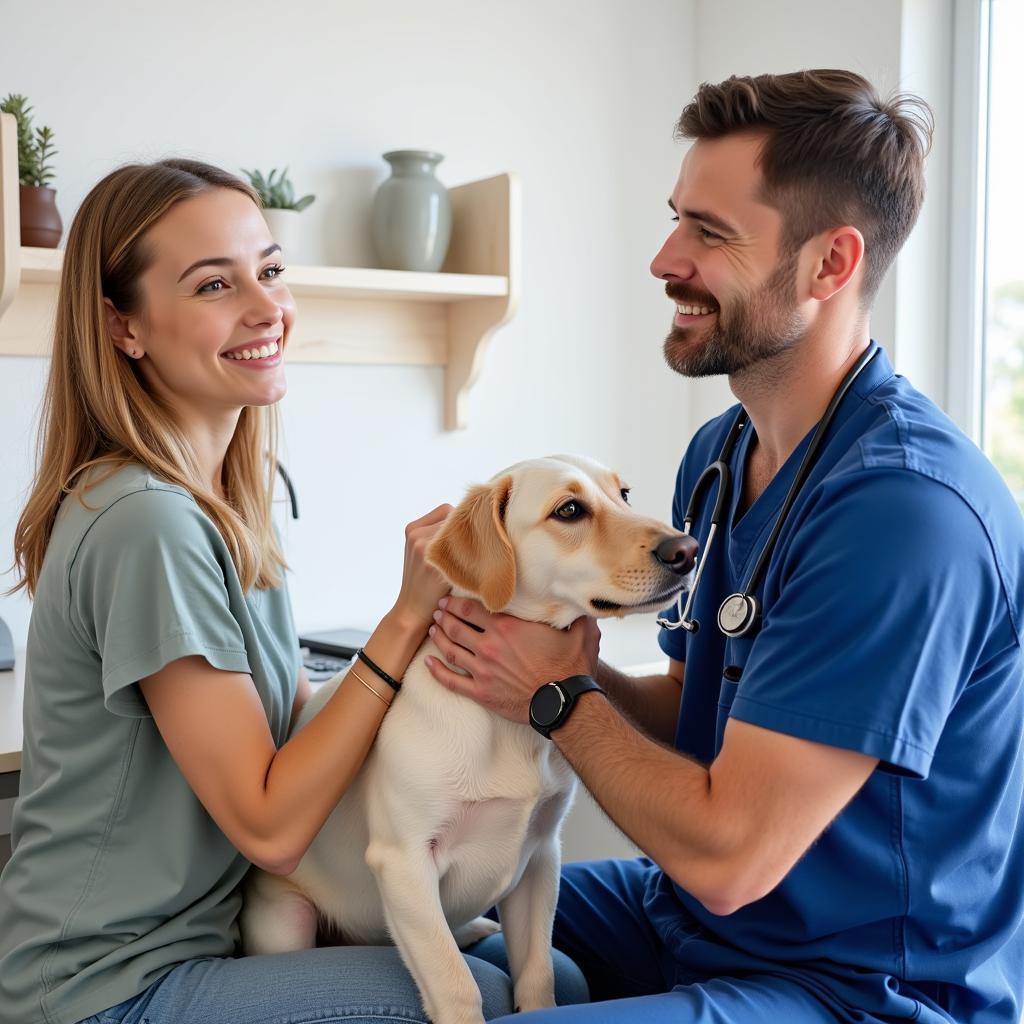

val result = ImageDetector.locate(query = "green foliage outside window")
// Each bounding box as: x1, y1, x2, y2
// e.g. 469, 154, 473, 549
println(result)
986, 281, 1024, 512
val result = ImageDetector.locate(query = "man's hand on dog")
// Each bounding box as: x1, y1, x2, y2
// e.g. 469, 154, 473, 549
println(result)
425, 597, 601, 723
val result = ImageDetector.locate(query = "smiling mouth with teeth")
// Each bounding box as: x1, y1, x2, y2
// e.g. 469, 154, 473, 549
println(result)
675, 303, 717, 316
222, 339, 281, 361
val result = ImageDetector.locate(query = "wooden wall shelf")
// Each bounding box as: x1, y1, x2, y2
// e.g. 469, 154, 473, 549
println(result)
0, 112, 520, 429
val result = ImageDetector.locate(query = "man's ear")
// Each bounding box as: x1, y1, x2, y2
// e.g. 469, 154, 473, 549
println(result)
103, 297, 142, 358
426, 474, 516, 611
808, 225, 865, 302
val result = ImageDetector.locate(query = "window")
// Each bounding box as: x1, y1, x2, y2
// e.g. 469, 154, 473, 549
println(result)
980, 0, 1024, 510
949, 0, 1024, 512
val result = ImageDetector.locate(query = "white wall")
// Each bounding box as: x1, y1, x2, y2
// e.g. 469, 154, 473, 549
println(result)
0, 0, 696, 861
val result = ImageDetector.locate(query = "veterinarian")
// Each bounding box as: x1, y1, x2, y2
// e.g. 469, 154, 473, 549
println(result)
0, 160, 588, 1024
428, 69, 1024, 1023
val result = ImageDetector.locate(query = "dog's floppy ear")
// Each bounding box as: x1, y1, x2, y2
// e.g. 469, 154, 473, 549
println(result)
426, 474, 516, 611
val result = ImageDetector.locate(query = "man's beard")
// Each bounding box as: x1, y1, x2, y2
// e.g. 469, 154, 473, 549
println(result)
662, 250, 805, 378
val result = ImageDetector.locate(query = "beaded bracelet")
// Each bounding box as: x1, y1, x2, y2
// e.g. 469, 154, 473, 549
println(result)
356, 648, 402, 693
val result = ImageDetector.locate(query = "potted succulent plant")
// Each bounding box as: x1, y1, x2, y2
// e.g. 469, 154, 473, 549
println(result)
0, 93, 61, 248
241, 167, 315, 257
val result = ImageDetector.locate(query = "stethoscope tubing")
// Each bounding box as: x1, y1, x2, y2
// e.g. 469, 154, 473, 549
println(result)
673, 519, 718, 632
658, 344, 880, 639
670, 412, 750, 632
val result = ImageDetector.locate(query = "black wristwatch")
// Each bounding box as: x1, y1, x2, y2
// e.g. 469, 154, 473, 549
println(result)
529, 675, 605, 739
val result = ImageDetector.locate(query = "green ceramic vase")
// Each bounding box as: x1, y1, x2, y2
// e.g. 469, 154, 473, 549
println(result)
371, 150, 451, 272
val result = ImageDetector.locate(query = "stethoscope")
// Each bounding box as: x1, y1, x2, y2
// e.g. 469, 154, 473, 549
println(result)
276, 461, 299, 519
657, 344, 880, 641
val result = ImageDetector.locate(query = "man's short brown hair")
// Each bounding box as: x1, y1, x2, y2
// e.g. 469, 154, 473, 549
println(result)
676, 69, 934, 304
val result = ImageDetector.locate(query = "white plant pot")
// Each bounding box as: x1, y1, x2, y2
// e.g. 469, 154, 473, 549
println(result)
261, 207, 302, 259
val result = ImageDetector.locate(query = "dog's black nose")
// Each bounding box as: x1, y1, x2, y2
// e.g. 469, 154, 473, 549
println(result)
654, 534, 698, 574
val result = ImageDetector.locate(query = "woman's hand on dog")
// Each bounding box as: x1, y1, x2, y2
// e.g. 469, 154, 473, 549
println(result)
391, 504, 455, 630
425, 598, 601, 723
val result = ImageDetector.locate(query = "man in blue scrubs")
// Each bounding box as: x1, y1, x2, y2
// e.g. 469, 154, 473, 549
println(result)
428, 69, 1024, 1023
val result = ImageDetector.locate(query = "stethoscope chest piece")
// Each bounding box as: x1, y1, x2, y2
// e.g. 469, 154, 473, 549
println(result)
718, 592, 760, 638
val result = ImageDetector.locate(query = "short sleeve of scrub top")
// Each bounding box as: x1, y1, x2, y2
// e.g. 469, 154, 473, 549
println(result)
732, 467, 1013, 779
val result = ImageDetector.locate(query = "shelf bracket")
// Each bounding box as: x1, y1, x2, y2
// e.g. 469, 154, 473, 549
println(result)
442, 173, 520, 430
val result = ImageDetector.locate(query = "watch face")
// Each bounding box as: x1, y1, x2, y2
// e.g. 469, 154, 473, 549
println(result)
531, 683, 566, 727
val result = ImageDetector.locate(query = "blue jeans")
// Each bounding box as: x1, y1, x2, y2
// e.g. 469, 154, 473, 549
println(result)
77, 945, 589, 1023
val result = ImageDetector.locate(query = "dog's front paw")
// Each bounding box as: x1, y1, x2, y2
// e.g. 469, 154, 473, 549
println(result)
427, 1000, 486, 1024
513, 973, 556, 1013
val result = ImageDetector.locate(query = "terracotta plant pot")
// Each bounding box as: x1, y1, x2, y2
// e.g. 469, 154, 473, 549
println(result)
20, 184, 62, 248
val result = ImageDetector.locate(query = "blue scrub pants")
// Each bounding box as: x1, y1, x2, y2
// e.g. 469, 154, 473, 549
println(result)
470, 858, 912, 1023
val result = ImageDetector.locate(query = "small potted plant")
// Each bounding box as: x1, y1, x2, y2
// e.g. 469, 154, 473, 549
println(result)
241, 167, 315, 257
0, 93, 61, 248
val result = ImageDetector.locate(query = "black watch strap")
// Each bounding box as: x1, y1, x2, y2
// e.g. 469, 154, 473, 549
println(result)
529, 675, 605, 739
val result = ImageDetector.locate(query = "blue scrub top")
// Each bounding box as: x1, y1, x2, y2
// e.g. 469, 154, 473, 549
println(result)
654, 345, 1024, 1023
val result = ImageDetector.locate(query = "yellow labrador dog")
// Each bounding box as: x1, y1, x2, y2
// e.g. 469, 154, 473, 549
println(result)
241, 455, 696, 1023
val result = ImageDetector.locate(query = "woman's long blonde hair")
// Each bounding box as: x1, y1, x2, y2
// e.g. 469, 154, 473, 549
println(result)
10, 158, 287, 598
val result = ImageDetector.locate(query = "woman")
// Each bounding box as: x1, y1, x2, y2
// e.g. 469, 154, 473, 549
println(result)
0, 159, 586, 1024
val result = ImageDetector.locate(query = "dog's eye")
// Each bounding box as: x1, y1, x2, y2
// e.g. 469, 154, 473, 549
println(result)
620, 488, 631, 504
553, 500, 586, 521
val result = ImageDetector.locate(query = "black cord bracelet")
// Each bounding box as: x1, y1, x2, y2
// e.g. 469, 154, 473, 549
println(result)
356, 648, 402, 693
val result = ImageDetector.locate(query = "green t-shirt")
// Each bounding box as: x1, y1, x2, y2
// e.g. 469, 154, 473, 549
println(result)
0, 464, 300, 1024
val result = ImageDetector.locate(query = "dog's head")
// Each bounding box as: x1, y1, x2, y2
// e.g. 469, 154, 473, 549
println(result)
426, 455, 698, 628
